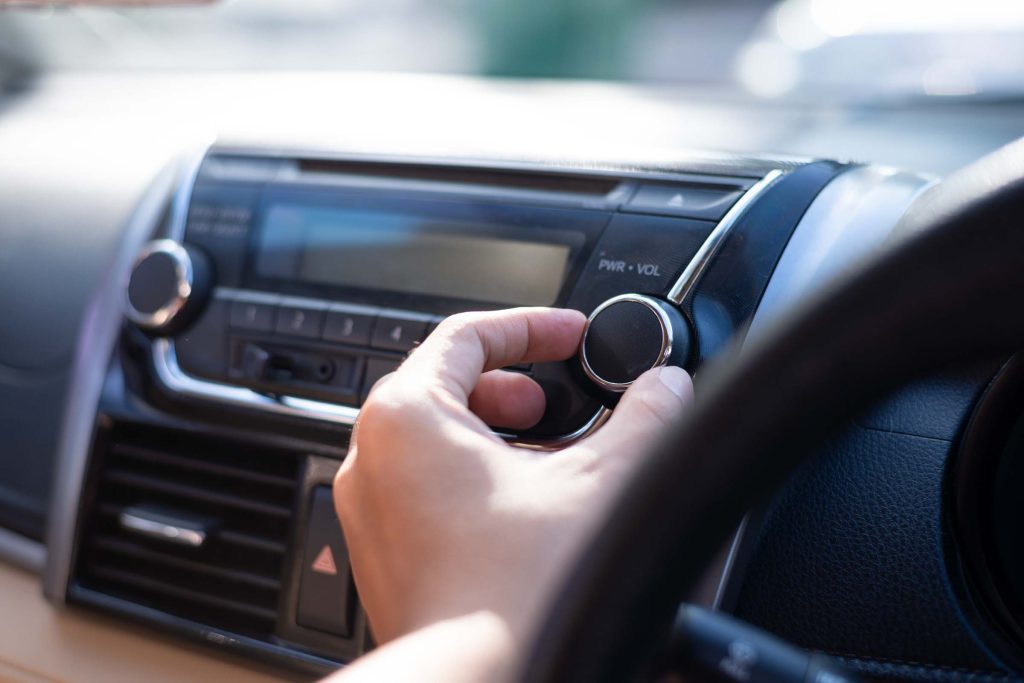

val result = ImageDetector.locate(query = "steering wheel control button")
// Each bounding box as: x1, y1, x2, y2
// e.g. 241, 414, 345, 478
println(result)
371, 311, 432, 352
297, 487, 356, 638
674, 605, 859, 683
125, 239, 211, 333
323, 304, 377, 346
580, 294, 693, 392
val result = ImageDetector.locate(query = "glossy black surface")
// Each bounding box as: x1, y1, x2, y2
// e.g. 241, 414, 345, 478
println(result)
128, 251, 180, 316
584, 300, 667, 385
685, 161, 846, 364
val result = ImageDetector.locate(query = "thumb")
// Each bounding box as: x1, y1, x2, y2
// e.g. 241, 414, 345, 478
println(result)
578, 365, 694, 458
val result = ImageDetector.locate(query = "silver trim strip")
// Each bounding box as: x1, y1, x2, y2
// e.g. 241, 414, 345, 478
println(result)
0, 526, 46, 574
580, 294, 673, 393
505, 407, 613, 452
43, 144, 212, 603
155, 338, 361, 424
667, 168, 785, 305
123, 239, 194, 330
119, 510, 206, 547
705, 165, 937, 611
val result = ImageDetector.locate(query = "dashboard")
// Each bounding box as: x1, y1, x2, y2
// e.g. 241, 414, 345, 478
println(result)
3, 71, 1024, 682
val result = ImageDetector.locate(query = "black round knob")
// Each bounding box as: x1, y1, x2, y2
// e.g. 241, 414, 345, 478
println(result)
125, 240, 211, 333
580, 294, 693, 392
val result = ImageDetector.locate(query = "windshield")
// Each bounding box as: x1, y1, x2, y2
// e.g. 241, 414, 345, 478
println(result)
2, 0, 1023, 102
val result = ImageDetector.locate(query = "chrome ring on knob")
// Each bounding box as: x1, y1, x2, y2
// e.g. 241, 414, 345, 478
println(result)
579, 293, 675, 393
124, 239, 194, 330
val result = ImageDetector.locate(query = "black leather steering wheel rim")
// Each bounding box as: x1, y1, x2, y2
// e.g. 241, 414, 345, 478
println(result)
524, 139, 1024, 682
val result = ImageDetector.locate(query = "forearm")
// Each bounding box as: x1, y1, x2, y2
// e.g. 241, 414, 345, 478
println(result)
323, 612, 518, 683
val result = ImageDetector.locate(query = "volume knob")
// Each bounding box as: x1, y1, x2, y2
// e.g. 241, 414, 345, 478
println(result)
579, 294, 693, 392
125, 239, 211, 333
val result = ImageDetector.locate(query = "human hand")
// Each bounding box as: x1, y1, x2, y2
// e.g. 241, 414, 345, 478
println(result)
333, 307, 693, 663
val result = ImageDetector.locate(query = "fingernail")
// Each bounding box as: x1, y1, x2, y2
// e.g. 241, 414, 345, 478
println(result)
658, 365, 691, 401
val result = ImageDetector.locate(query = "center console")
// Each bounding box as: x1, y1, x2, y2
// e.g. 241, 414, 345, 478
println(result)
126, 152, 807, 444
45, 146, 862, 674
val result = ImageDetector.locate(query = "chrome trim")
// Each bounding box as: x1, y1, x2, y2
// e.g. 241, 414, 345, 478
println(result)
157, 336, 611, 449
44, 145, 212, 603
211, 143, 811, 185
749, 165, 937, 329
710, 516, 749, 610
123, 239, 194, 330
666, 168, 785, 305
155, 338, 361, 425
580, 294, 673, 393
0, 526, 46, 574
119, 510, 206, 547
701, 165, 937, 612
503, 406, 613, 452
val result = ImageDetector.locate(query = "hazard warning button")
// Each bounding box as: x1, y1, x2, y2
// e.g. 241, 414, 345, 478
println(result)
297, 486, 355, 638
311, 545, 338, 576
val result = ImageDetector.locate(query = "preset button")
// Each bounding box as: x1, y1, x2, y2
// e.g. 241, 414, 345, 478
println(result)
371, 311, 431, 352
275, 300, 327, 339
323, 304, 377, 346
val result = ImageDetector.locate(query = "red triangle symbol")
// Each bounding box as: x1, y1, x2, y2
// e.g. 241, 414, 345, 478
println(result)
311, 545, 338, 575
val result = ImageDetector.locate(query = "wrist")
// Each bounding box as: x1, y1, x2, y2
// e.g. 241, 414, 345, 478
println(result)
330, 611, 520, 683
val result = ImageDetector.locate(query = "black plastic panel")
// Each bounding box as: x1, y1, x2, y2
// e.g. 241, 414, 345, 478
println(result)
731, 361, 1013, 681
685, 161, 846, 364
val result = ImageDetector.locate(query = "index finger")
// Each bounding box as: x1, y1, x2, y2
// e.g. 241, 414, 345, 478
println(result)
398, 307, 586, 404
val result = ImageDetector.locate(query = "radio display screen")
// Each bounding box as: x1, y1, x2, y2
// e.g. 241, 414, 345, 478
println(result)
255, 204, 579, 306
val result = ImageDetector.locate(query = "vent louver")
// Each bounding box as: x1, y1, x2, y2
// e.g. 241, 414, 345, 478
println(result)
74, 420, 302, 639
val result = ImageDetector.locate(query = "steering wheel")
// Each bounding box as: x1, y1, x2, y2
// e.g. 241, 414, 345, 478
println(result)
524, 139, 1024, 682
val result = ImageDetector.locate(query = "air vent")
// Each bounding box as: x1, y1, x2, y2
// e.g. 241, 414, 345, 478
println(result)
74, 420, 302, 639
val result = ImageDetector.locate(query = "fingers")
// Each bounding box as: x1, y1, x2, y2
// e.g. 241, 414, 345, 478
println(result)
468, 370, 547, 430
578, 365, 693, 457
400, 308, 586, 404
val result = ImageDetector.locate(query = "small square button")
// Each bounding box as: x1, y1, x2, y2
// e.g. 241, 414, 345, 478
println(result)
275, 302, 326, 339
371, 312, 431, 352
229, 299, 276, 332
361, 358, 402, 402
323, 305, 376, 346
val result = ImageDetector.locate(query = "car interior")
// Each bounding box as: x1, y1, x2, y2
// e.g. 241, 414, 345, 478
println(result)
3, 1, 1024, 681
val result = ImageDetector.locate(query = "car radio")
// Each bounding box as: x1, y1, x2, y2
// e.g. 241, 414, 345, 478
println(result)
124, 149, 842, 445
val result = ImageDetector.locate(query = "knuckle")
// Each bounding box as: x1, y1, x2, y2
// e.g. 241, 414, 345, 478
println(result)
358, 387, 408, 434
355, 379, 438, 449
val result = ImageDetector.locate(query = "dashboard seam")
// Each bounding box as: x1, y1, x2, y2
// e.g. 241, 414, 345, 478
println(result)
850, 421, 955, 444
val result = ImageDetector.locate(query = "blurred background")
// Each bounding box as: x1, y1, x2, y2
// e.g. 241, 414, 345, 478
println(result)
3, 0, 1024, 103
1, 0, 1023, 176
